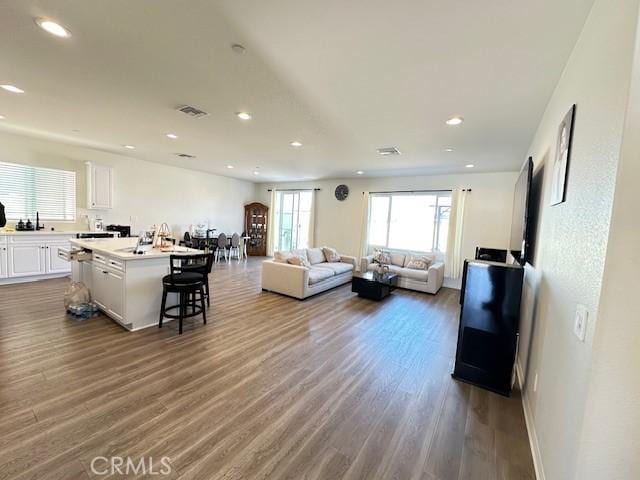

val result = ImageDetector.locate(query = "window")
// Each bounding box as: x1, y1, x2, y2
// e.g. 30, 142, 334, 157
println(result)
367, 191, 451, 253
0, 161, 76, 221
274, 190, 313, 251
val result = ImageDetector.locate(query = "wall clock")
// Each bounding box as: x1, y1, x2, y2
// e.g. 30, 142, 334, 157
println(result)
335, 184, 349, 201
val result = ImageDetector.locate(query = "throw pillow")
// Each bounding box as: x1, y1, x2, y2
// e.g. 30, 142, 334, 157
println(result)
322, 247, 341, 263
307, 247, 326, 265
373, 249, 391, 264
405, 254, 435, 270
273, 251, 294, 263
287, 255, 311, 268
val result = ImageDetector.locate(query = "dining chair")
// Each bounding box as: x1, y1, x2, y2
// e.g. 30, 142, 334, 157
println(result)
230, 233, 241, 261
214, 233, 228, 262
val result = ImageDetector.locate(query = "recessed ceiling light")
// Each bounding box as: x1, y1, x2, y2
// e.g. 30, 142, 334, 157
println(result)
166, 133, 178, 139
356, 170, 364, 175
231, 43, 246, 54
237, 112, 252, 120
444, 148, 454, 152
124, 145, 135, 149
446, 116, 464, 126
0, 115, 5, 120
35, 18, 71, 38
290, 141, 303, 147
226, 165, 234, 169
253, 171, 260, 175
465, 164, 475, 168
1, 85, 25, 94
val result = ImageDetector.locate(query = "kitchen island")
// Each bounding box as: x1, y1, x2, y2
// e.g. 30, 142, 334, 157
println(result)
69, 237, 200, 331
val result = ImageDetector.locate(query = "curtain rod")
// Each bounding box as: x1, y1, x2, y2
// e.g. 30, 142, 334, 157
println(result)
362, 188, 471, 194
267, 188, 321, 192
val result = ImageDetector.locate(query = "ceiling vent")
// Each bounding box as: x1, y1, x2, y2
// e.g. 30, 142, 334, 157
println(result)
174, 153, 196, 159
377, 147, 401, 156
176, 105, 209, 118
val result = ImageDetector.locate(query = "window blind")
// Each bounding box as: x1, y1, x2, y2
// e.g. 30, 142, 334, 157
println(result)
0, 161, 77, 221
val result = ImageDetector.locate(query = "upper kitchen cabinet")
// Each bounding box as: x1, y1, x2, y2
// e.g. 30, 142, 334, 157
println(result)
86, 162, 113, 209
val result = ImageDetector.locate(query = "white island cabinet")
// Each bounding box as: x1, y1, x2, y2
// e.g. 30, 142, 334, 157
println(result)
70, 237, 199, 331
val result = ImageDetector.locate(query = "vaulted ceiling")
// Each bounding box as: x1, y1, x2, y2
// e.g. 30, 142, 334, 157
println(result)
0, 0, 595, 181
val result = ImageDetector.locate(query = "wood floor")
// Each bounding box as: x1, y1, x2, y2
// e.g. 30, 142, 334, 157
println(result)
0, 258, 535, 480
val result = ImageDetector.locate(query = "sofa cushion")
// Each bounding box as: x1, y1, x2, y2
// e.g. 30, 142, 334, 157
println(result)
322, 246, 341, 263
273, 251, 294, 263
287, 255, 311, 268
404, 254, 435, 270
397, 267, 429, 281
307, 247, 326, 265
316, 262, 353, 275
367, 264, 428, 281
292, 249, 309, 262
308, 266, 335, 285
390, 253, 406, 267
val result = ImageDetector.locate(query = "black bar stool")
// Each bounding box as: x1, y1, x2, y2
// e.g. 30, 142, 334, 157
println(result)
159, 254, 208, 334
179, 251, 214, 307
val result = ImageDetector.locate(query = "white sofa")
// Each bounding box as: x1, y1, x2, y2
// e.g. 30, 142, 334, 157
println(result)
262, 247, 357, 299
360, 251, 445, 294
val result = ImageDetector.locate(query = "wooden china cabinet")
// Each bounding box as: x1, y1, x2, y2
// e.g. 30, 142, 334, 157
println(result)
244, 203, 269, 256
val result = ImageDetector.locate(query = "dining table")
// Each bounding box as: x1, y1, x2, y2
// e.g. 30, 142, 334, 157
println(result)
190, 234, 251, 260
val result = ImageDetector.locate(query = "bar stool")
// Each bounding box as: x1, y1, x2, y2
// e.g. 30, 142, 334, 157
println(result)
180, 251, 214, 307
159, 254, 207, 334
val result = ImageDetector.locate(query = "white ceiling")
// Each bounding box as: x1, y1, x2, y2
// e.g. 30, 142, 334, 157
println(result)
0, 0, 595, 182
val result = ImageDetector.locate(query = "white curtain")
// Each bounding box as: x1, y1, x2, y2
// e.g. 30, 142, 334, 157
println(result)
357, 192, 370, 269
445, 188, 468, 279
266, 189, 277, 256
307, 189, 317, 248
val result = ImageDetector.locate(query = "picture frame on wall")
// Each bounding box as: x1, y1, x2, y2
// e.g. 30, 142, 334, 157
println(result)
550, 104, 576, 206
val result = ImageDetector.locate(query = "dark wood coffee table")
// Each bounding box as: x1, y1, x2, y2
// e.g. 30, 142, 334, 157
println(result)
352, 271, 399, 300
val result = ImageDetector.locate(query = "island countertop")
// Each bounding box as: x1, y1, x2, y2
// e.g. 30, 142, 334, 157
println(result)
70, 237, 200, 261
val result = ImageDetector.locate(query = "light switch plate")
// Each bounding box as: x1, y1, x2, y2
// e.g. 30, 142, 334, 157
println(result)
574, 304, 588, 342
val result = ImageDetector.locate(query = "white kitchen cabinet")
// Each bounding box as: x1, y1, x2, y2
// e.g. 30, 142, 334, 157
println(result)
8, 244, 46, 277
86, 162, 113, 209
89, 257, 126, 323
46, 243, 73, 274
0, 244, 7, 279
92, 263, 108, 309
105, 270, 125, 321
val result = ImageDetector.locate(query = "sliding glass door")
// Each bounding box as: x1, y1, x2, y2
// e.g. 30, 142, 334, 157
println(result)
275, 190, 313, 251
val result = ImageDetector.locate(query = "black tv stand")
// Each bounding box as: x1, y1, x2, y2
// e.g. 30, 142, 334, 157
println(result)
452, 259, 524, 396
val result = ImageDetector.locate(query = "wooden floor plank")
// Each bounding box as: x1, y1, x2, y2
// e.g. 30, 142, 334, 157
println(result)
0, 257, 534, 479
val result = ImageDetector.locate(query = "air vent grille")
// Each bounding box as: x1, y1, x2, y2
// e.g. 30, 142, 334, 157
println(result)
377, 147, 401, 156
176, 105, 209, 118
175, 153, 196, 159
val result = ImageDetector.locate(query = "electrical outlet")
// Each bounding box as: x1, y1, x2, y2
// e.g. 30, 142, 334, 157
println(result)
533, 373, 539, 392
574, 304, 588, 342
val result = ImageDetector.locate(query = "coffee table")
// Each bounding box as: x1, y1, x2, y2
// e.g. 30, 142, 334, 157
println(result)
352, 271, 399, 300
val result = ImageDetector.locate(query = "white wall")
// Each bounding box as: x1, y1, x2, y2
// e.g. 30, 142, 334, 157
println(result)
0, 131, 256, 237
574, 18, 640, 478
517, 0, 640, 479
256, 171, 518, 283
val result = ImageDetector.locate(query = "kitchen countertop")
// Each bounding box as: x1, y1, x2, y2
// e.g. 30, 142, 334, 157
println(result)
0, 230, 92, 236
70, 237, 200, 261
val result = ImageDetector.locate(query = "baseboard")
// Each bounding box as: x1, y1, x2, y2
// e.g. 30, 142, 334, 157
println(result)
443, 276, 461, 289
516, 361, 546, 480
0, 273, 70, 285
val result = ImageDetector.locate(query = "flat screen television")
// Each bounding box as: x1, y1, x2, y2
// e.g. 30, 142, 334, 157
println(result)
509, 157, 533, 265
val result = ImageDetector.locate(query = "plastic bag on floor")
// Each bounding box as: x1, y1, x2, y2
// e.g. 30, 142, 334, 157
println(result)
64, 282, 91, 308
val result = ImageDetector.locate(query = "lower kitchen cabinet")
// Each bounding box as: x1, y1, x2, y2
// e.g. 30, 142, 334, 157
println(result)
8, 244, 46, 277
